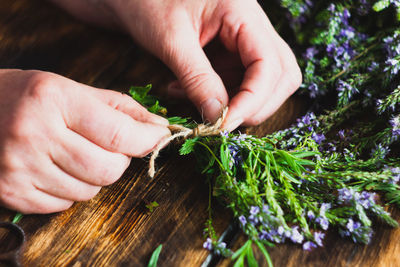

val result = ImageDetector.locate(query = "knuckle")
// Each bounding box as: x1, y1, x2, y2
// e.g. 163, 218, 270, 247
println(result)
97, 159, 127, 186
7, 116, 32, 139
179, 71, 214, 97
246, 116, 265, 126
109, 92, 133, 110
0, 181, 13, 205
286, 65, 303, 91
26, 71, 56, 98
108, 124, 126, 152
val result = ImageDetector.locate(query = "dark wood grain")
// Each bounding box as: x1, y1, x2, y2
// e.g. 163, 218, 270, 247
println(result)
0, 1, 398, 267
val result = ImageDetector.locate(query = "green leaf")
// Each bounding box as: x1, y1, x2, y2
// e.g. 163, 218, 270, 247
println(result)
148, 100, 167, 115
254, 241, 274, 267
220, 144, 231, 172
146, 201, 159, 213
245, 243, 258, 267
373, 0, 391, 12
129, 84, 153, 103
147, 244, 162, 267
12, 213, 23, 224
179, 137, 199, 155
291, 151, 319, 159
168, 116, 188, 125
232, 240, 251, 260
277, 150, 303, 175
233, 255, 245, 267
129, 84, 167, 115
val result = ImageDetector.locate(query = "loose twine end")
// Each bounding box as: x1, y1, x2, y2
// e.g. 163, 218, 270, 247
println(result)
148, 107, 228, 178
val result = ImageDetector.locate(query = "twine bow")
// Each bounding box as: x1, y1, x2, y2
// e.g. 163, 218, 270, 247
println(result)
148, 108, 228, 177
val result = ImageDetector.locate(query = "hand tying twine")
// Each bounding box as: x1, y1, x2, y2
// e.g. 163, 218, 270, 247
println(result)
148, 108, 228, 177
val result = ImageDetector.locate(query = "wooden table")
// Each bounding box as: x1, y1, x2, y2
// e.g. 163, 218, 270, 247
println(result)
0, 1, 399, 266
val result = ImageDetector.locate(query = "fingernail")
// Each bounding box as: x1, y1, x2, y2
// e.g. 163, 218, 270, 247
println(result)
201, 98, 223, 123
224, 118, 243, 132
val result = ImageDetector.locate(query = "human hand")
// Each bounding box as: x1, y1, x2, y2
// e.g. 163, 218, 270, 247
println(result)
106, 0, 302, 130
0, 70, 169, 214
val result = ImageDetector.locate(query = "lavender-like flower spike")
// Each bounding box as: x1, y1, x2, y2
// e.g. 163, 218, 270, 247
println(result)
290, 227, 304, 244
203, 238, 213, 250
314, 232, 325, 246
303, 241, 317, 251
238, 215, 247, 227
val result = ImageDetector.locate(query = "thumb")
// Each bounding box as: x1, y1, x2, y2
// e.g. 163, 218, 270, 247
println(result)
164, 36, 229, 122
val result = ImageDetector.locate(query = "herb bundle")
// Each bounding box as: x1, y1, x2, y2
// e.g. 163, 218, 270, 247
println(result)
133, 0, 400, 266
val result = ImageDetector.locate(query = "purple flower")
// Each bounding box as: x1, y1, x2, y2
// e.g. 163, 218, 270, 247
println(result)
316, 216, 329, 230
338, 188, 354, 203
303, 241, 317, 251
262, 204, 271, 214
238, 215, 246, 226
326, 43, 336, 55
328, 3, 335, 12
319, 203, 331, 216
342, 9, 351, 20
312, 132, 326, 144
309, 83, 319, 98
216, 241, 226, 249
390, 166, 400, 174
290, 227, 304, 244
390, 116, 400, 138
337, 80, 358, 94
388, 167, 400, 184
385, 58, 400, 75
338, 130, 345, 139
305, 47, 318, 59
299, 113, 311, 125
307, 210, 315, 220
203, 238, 213, 250
314, 232, 325, 246
277, 226, 285, 236
368, 61, 379, 72
250, 206, 260, 215
248, 214, 259, 225
346, 219, 362, 233
220, 131, 229, 138
259, 230, 269, 241
359, 191, 376, 209
228, 144, 242, 167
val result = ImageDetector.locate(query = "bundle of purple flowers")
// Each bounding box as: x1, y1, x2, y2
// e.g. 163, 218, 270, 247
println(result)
192, 1, 400, 265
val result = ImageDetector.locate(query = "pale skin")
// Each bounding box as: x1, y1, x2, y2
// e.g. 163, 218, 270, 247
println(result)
0, 0, 302, 214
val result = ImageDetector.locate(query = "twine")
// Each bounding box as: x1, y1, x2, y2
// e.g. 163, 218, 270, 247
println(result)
148, 108, 228, 178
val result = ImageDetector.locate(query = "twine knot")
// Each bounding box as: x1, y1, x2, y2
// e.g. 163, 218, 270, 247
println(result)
148, 108, 228, 177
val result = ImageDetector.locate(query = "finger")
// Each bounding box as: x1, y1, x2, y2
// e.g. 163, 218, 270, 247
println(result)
32, 160, 102, 202
163, 31, 229, 123
63, 92, 170, 157
23, 190, 74, 214
242, 73, 295, 126
219, 7, 283, 130
0, 179, 74, 214
228, 34, 301, 128
50, 128, 130, 186
242, 30, 302, 126
87, 88, 169, 126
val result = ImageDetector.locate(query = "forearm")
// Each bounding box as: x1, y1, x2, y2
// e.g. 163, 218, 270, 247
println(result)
48, 0, 121, 29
